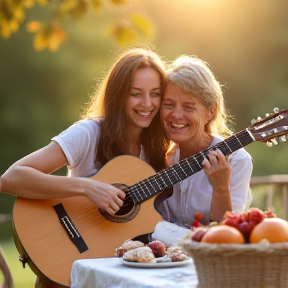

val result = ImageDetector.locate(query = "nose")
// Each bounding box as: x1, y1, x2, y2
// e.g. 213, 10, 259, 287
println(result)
169, 106, 184, 119
141, 94, 152, 107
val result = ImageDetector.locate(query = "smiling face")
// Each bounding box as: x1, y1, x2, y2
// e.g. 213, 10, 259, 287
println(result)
125, 66, 162, 131
161, 81, 214, 146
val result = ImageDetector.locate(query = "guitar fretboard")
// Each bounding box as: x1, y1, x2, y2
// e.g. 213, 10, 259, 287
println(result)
129, 129, 254, 204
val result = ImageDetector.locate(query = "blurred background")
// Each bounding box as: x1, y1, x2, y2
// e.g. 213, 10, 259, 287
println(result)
1, 0, 288, 286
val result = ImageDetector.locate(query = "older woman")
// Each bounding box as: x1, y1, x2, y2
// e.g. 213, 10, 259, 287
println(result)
153, 56, 253, 243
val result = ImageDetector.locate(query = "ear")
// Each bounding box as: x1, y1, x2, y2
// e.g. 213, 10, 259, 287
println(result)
206, 104, 217, 123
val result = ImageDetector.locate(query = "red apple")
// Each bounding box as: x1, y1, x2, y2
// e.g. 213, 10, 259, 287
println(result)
147, 240, 166, 257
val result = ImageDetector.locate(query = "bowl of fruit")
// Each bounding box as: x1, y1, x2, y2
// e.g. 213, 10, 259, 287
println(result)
179, 208, 288, 288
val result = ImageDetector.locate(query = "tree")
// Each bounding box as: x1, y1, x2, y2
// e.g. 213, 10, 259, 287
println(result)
0, 0, 155, 51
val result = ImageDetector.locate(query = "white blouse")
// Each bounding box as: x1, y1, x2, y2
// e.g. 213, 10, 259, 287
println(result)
51, 118, 145, 178
157, 137, 253, 228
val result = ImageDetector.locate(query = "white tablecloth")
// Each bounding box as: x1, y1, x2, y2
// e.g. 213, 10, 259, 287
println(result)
70, 257, 199, 288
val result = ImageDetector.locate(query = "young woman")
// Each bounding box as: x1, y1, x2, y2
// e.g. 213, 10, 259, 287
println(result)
153, 55, 253, 244
0, 47, 170, 288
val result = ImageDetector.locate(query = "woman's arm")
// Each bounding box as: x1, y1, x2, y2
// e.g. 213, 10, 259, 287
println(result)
202, 149, 232, 222
227, 151, 253, 213
0, 141, 125, 215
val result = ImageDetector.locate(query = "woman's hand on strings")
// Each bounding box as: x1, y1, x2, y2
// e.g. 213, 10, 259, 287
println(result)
86, 180, 126, 215
202, 149, 231, 191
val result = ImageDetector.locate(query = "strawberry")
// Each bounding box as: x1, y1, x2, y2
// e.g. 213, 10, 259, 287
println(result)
195, 212, 204, 221
222, 213, 242, 228
247, 208, 264, 223
263, 209, 276, 218
191, 212, 205, 228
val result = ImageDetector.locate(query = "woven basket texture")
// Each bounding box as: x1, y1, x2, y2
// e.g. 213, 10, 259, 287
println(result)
180, 240, 288, 288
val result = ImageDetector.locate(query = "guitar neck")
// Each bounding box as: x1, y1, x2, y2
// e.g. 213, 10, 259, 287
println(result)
130, 129, 254, 204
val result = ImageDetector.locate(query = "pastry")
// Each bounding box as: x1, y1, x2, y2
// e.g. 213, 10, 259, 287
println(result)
115, 239, 145, 257
122, 246, 156, 263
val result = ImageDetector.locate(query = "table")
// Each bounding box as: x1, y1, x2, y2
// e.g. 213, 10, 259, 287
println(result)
70, 257, 199, 288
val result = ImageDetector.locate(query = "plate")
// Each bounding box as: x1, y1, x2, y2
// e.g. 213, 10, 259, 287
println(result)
120, 258, 192, 268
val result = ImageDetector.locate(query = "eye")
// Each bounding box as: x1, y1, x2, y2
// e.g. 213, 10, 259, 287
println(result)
151, 92, 161, 97
130, 92, 140, 97
184, 105, 196, 111
162, 101, 173, 107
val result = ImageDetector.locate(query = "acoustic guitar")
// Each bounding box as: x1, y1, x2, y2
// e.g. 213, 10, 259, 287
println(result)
12, 108, 288, 287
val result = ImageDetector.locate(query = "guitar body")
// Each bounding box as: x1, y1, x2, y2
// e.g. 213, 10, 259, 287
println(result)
12, 156, 164, 287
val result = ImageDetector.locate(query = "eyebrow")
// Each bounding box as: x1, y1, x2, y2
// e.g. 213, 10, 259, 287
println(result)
131, 87, 160, 91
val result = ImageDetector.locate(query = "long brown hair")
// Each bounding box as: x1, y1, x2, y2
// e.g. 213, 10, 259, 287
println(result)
82, 47, 170, 171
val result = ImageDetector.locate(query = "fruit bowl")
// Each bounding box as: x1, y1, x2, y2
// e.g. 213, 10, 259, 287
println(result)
180, 238, 288, 288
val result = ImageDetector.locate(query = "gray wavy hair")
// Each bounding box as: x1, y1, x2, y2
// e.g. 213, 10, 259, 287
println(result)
163, 55, 232, 137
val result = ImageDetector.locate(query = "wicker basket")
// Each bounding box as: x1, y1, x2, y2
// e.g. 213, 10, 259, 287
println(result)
180, 239, 288, 288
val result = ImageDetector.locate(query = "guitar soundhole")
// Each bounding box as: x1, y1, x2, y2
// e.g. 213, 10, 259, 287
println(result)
98, 183, 140, 223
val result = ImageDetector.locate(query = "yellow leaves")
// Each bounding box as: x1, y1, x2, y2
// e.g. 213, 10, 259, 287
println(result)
9, 18, 19, 33
58, 0, 79, 15
34, 30, 49, 51
109, 0, 127, 4
107, 13, 155, 47
31, 22, 66, 52
23, 0, 34, 8
25, 8, 67, 52
69, 0, 88, 19
0, 21, 11, 38
131, 13, 155, 39
58, 0, 88, 19
107, 23, 137, 47
26, 21, 42, 32
35, 0, 49, 5
0, 0, 156, 51
91, 0, 127, 15
13, 6, 25, 22
0, 18, 20, 38
0, 0, 27, 38
91, 0, 101, 15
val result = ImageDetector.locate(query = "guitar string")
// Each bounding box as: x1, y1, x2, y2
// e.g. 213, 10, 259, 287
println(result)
69, 131, 253, 217
121, 132, 251, 209
129, 134, 244, 199
123, 135, 243, 206
59, 122, 284, 217
71, 131, 253, 215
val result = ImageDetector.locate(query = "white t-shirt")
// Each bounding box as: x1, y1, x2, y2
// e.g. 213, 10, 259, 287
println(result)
51, 118, 145, 178
157, 137, 253, 228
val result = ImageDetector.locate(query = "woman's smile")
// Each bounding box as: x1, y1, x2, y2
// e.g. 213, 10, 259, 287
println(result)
169, 122, 189, 129
161, 82, 207, 144
125, 66, 161, 131
134, 109, 154, 117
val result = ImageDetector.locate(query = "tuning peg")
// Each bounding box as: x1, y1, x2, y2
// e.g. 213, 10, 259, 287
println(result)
273, 107, 279, 113
265, 113, 270, 117
257, 116, 262, 121
251, 119, 256, 124
266, 141, 273, 147
280, 135, 287, 142
271, 138, 278, 145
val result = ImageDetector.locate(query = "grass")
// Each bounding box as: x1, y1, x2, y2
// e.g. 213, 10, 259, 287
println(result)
0, 239, 36, 288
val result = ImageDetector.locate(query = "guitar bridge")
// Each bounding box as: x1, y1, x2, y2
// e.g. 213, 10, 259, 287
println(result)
53, 203, 88, 253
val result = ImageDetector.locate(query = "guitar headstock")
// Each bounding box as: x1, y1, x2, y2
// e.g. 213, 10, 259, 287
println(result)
248, 108, 288, 146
